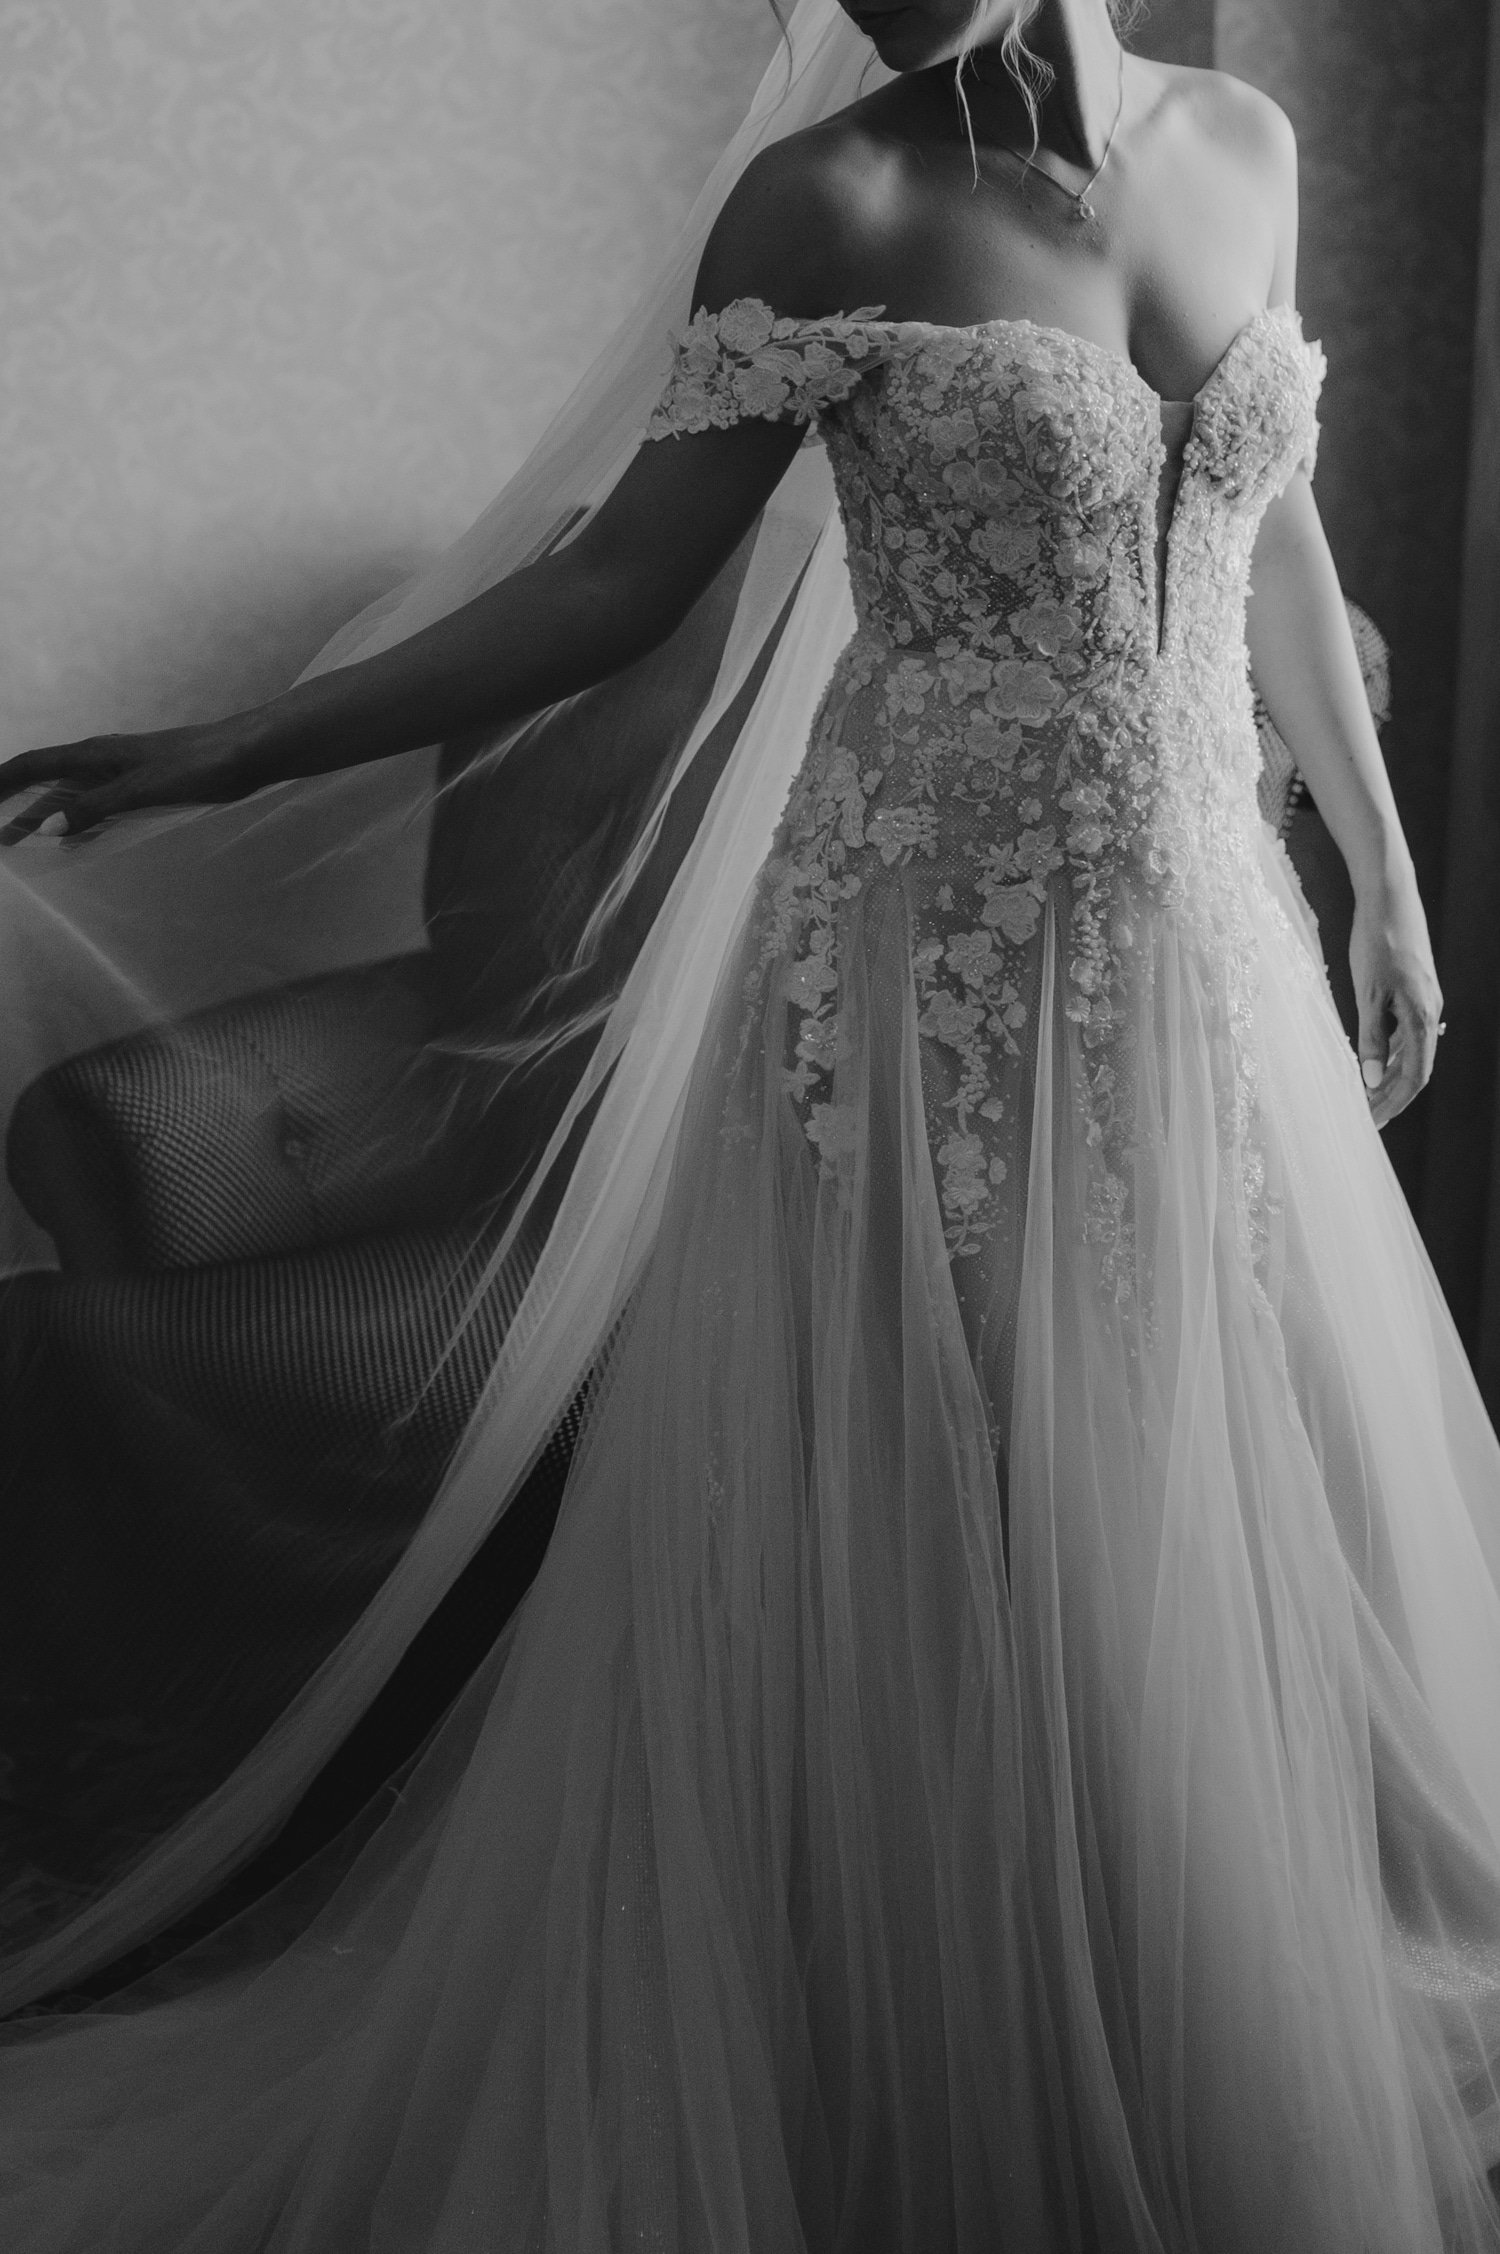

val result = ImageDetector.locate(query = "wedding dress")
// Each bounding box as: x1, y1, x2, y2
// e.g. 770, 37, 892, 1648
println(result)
6, 256, 1500, 2250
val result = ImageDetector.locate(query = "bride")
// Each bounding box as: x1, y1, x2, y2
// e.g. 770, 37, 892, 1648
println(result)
3, 0, 1500, 2246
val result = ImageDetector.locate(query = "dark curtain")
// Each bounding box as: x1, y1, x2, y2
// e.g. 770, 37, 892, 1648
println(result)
1140, 0, 1500, 1410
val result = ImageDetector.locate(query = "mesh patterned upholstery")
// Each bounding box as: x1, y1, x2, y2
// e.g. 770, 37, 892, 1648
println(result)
3, 959, 474, 1274
5, 528, 787, 1284
1, 1207, 547, 1472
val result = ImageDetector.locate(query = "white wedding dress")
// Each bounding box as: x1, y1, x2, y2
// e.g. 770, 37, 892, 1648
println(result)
5, 292, 1500, 2252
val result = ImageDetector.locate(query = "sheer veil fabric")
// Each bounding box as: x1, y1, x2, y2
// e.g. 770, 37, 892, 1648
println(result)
6, 7, 1500, 2253
0, 0, 878, 2004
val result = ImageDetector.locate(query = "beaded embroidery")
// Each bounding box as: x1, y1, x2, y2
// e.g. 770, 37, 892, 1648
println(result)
645, 299, 889, 441
648, 301, 1325, 1291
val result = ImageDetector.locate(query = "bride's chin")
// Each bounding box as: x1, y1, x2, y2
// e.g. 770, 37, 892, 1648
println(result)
845, 8, 956, 71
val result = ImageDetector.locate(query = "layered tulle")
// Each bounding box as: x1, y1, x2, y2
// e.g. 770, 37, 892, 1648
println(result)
5, 814, 1500, 2253
0, 3, 876, 2000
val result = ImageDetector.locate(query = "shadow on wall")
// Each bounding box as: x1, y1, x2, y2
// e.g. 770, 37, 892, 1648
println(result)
0, 534, 434, 759
115, 543, 435, 724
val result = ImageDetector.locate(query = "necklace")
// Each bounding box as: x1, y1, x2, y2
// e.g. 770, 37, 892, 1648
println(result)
984, 41, 1126, 224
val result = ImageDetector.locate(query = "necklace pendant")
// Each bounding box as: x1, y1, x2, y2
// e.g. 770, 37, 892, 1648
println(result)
1073, 196, 1095, 223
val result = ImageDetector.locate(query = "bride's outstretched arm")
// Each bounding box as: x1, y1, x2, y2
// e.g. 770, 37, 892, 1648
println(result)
0, 407, 804, 840
1247, 473, 1443, 1127
0, 136, 861, 848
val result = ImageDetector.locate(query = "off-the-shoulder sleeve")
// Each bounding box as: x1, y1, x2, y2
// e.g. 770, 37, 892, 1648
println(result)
645, 296, 889, 440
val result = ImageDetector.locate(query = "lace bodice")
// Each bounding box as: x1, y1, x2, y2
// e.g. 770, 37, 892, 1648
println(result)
648, 295, 1320, 664
647, 299, 1326, 1284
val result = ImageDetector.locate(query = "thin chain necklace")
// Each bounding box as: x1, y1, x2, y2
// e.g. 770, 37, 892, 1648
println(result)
980, 41, 1126, 224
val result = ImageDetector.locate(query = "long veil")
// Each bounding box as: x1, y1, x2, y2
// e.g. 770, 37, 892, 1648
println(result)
0, 0, 879, 2012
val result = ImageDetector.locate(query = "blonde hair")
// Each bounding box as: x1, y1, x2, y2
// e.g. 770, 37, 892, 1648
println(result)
957, 0, 1143, 171
760, 2, 1144, 151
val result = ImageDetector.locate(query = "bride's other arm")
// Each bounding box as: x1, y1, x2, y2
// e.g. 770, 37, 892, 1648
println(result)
0, 156, 839, 843
1243, 121, 1442, 1129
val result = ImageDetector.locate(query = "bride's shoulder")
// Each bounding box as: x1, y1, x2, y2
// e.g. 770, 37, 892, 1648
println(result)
1140, 54, 1297, 182
689, 110, 903, 327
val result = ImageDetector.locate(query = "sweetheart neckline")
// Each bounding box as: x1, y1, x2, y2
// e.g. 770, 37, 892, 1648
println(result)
835, 302, 1295, 413
850, 304, 1281, 663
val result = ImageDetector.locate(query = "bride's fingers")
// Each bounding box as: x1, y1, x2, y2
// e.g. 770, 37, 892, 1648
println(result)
1398, 985, 1442, 1100
53, 790, 130, 839
0, 765, 212, 845
0, 749, 60, 803
0, 788, 81, 845
0, 740, 131, 818
43, 765, 209, 839
1366, 985, 1441, 1129
1357, 982, 1404, 1128
0, 739, 133, 829
0, 772, 138, 845
1357, 999, 1389, 1097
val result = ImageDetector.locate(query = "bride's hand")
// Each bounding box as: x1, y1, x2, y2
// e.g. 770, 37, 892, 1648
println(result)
1349, 881, 1444, 1129
0, 720, 256, 843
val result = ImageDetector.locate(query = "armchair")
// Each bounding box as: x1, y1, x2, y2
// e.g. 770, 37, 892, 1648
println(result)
0, 540, 780, 1937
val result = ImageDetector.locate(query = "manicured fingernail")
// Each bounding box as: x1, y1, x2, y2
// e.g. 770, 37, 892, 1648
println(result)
1361, 1058, 1383, 1088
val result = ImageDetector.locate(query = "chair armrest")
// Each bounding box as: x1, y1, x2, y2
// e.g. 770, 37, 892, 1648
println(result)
6, 957, 452, 1273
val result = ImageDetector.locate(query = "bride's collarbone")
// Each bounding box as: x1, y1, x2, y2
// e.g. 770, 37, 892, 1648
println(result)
765, 77, 1282, 403
816, 181, 1271, 404
802, 245, 1269, 414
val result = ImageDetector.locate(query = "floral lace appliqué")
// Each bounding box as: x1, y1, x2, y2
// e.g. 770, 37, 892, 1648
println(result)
654, 300, 1325, 1296
645, 299, 889, 440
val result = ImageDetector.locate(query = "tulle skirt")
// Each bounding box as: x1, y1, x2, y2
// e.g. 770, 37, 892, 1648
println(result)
5, 820, 1500, 2253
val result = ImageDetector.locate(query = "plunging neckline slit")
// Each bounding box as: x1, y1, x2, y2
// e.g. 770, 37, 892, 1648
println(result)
1153, 396, 1198, 661
843, 304, 1280, 665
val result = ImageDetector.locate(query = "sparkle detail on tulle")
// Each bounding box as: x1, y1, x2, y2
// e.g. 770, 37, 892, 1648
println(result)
650, 302, 1325, 1289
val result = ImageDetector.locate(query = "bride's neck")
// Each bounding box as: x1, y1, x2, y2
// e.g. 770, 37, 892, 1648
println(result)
950, 0, 1124, 168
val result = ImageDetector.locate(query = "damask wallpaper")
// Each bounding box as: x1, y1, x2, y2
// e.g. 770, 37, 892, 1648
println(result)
0, 0, 776, 755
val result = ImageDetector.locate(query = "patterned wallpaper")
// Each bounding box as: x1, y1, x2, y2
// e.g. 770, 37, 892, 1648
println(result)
0, 0, 776, 754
